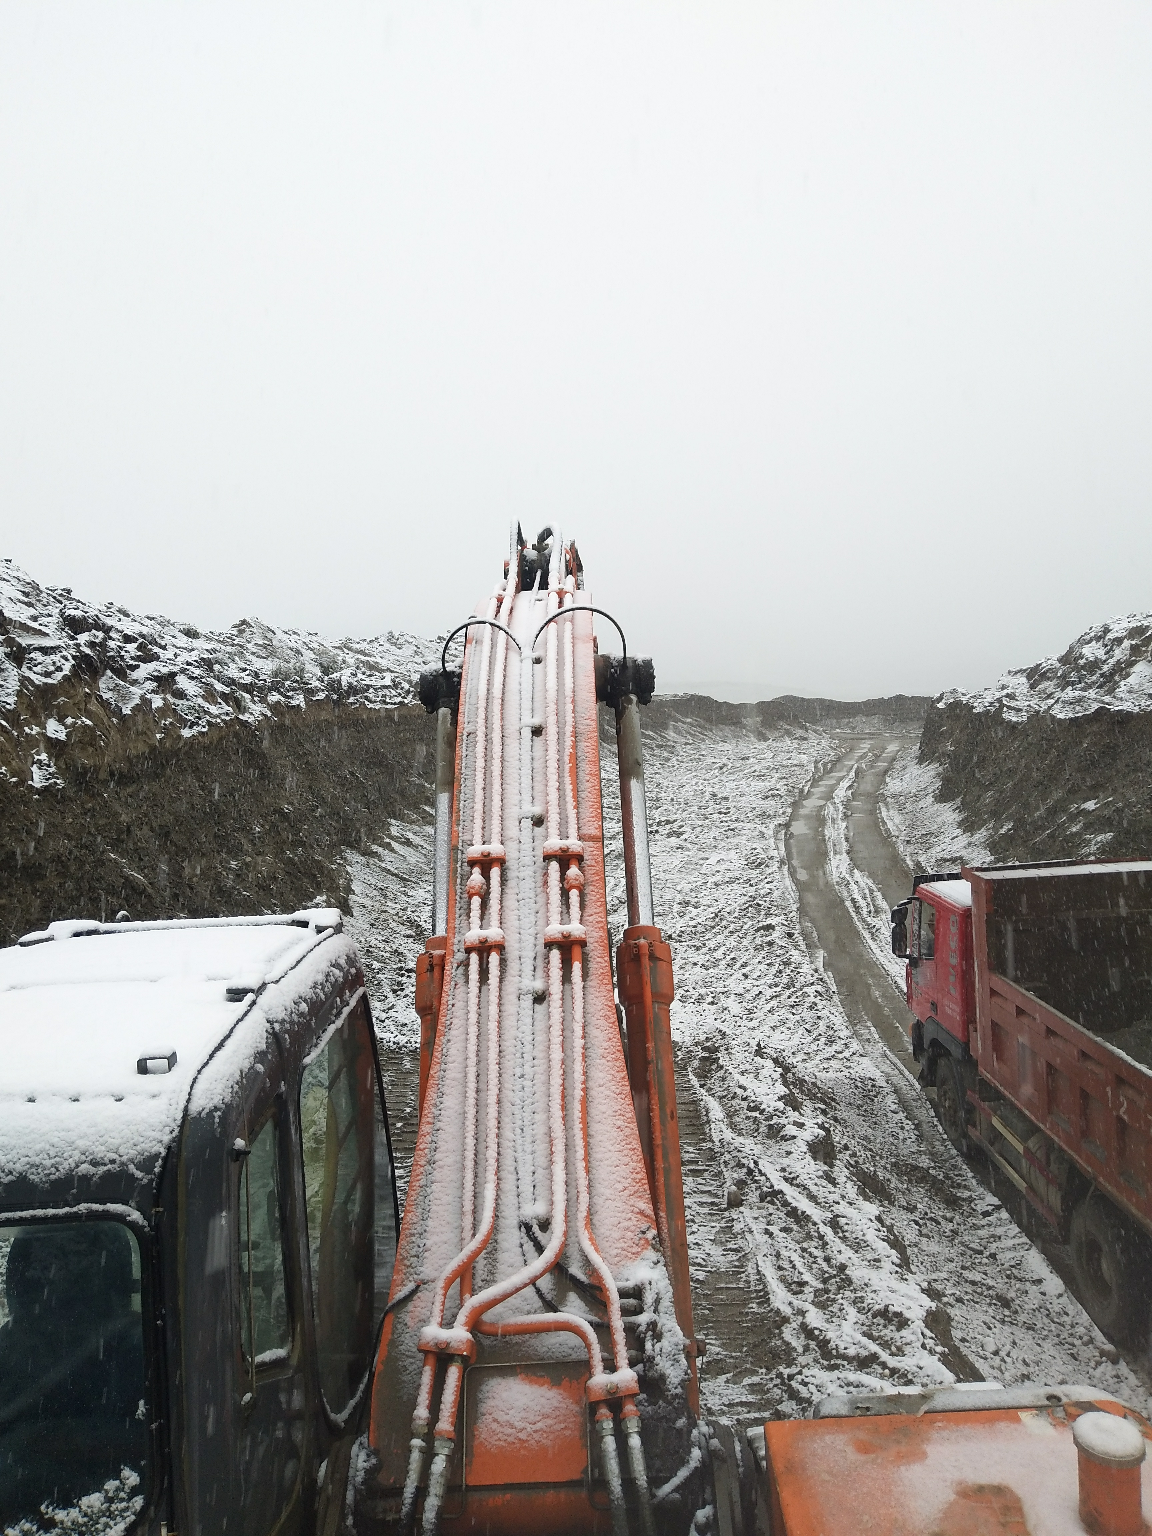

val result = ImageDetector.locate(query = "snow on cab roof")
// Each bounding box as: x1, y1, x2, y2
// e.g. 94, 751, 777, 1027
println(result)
918, 879, 973, 907
0, 911, 354, 1193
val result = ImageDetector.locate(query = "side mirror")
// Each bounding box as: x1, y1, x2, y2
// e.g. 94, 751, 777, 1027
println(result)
891, 899, 916, 960
891, 905, 908, 958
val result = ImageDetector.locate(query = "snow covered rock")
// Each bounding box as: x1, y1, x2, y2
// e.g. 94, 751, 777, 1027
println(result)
1, 557, 440, 789
0, 560, 441, 943
936, 613, 1152, 724
919, 612, 1152, 865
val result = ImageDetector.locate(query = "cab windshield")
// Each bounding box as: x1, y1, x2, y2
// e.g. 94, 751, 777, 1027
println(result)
0, 1219, 148, 1534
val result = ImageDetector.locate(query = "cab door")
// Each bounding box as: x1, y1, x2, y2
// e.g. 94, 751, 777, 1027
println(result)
908, 896, 939, 1024
296, 996, 398, 1425
233, 1090, 311, 1536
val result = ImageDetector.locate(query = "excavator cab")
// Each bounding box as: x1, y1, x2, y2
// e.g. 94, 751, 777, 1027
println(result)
0, 912, 399, 1535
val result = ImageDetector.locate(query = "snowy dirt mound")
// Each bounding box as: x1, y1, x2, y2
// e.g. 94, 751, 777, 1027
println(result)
608, 720, 1148, 1424
1, 557, 440, 789
940, 612, 1152, 724
878, 746, 994, 874
919, 613, 1152, 865
0, 561, 438, 942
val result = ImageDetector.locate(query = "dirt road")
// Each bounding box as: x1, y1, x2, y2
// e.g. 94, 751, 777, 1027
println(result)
785, 735, 913, 1068
801, 737, 1151, 1385
633, 722, 1148, 1424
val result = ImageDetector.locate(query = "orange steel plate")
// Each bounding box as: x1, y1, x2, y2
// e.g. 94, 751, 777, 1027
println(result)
765, 1403, 1152, 1536
463, 1362, 589, 1488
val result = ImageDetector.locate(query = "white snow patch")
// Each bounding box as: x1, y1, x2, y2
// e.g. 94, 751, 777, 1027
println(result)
2, 1465, 145, 1535
918, 879, 973, 907
878, 747, 994, 873
938, 612, 1152, 723
29, 752, 63, 790
0, 916, 350, 1187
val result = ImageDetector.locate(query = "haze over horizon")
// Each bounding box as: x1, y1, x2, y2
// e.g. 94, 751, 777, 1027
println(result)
3, 3, 1151, 701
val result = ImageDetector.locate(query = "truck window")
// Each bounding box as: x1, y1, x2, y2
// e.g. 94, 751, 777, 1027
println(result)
299, 1000, 394, 1415
0, 1219, 147, 1532
918, 900, 936, 960
238, 1113, 291, 1372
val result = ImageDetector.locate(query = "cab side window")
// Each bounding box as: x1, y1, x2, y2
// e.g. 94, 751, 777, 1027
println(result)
919, 900, 936, 960
238, 1113, 291, 1370
299, 1001, 396, 1415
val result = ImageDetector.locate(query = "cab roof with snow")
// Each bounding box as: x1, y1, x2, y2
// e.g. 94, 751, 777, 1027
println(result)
0, 911, 363, 1214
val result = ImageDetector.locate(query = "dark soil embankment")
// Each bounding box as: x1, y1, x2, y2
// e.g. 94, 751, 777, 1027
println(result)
1, 704, 435, 944
644, 692, 929, 734
918, 610, 1152, 863
921, 702, 1152, 862
1, 557, 438, 943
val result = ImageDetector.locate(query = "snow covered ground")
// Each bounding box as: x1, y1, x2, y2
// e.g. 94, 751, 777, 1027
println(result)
346, 813, 434, 1211
622, 721, 1148, 1422
347, 715, 1149, 1434
878, 745, 994, 873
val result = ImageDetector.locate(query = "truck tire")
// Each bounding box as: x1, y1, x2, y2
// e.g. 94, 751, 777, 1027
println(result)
933, 1053, 971, 1159
1068, 1193, 1149, 1344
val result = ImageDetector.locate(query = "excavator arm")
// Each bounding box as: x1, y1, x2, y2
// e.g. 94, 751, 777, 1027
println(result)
357, 527, 698, 1535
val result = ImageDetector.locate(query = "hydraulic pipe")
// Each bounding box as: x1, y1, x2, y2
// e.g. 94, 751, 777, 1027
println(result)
400, 578, 510, 1533
561, 595, 656, 1536
432, 703, 456, 936
615, 691, 654, 929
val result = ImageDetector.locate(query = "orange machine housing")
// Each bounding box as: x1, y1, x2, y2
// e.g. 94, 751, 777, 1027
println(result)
765, 1396, 1152, 1536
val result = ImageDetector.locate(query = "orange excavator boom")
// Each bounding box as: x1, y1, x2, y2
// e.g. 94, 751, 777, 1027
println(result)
357, 526, 698, 1535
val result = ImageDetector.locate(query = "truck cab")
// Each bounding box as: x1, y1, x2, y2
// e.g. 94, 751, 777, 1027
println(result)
0, 912, 399, 1536
893, 875, 976, 1049
892, 874, 977, 1151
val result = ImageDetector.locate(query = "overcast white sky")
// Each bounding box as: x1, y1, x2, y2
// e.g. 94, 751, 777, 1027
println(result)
2, 3, 1151, 700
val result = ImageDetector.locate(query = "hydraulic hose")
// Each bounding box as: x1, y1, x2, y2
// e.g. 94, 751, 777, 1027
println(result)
409, 542, 649, 1536
399, 574, 513, 1533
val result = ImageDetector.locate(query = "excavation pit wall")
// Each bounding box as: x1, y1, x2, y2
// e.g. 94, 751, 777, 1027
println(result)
1, 701, 436, 944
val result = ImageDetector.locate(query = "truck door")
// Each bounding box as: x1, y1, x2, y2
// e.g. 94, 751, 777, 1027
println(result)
908, 897, 938, 1023
234, 1096, 310, 1536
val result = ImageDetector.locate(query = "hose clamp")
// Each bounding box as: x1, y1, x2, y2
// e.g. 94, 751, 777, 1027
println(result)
417, 1325, 477, 1363
586, 1368, 640, 1403
543, 838, 585, 861
464, 927, 506, 952
544, 924, 587, 948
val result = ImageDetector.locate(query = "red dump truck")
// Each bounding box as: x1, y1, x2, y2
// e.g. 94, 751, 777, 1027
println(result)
892, 860, 1152, 1343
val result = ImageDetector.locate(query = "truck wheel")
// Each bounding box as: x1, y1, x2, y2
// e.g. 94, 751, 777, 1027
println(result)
1069, 1194, 1149, 1344
933, 1054, 971, 1158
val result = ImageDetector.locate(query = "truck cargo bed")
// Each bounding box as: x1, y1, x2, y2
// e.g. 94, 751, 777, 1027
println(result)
965, 861, 1152, 1237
